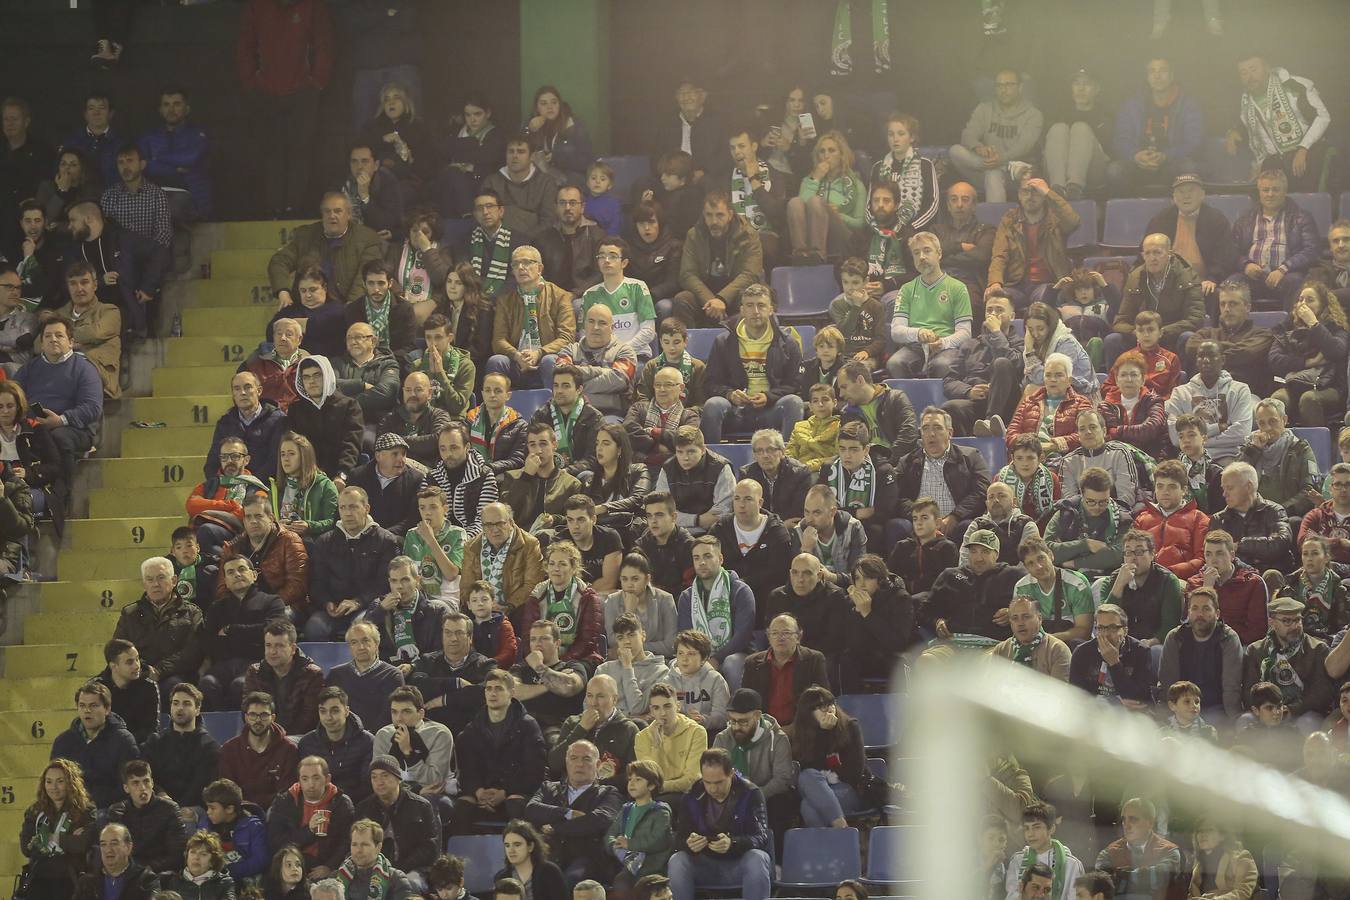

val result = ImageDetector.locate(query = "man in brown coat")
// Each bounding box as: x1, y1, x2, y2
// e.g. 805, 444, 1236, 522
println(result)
218, 494, 310, 615
459, 502, 545, 624
488, 244, 575, 389
268, 193, 384, 306
985, 176, 1081, 313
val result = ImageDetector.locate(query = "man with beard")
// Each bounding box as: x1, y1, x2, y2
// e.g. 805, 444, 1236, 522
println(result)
672, 191, 764, 328
537, 185, 606, 296
1241, 596, 1332, 732
60, 200, 167, 338
187, 437, 269, 560
100, 144, 172, 248
218, 691, 301, 808
141, 683, 221, 822
481, 135, 560, 241
1157, 586, 1244, 720
10, 200, 62, 311
709, 689, 794, 855
200, 556, 286, 712
851, 181, 910, 293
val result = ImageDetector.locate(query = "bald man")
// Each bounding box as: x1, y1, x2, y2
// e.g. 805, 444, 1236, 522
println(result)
378, 372, 453, 466
712, 479, 795, 629
1105, 231, 1206, 366
548, 673, 639, 788
555, 302, 638, 418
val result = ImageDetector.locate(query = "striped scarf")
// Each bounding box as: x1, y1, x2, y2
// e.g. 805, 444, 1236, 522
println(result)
466, 404, 521, 463
470, 225, 513, 297
998, 464, 1056, 516
364, 293, 392, 347
644, 399, 685, 431
828, 457, 876, 509
731, 161, 773, 232
1242, 71, 1311, 156
873, 148, 923, 225
338, 853, 395, 900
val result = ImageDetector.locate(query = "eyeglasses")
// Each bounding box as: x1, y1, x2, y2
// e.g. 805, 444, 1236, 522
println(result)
0, 283, 21, 292
1123, 547, 1151, 558
220, 453, 247, 461
244, 711, 273, 721
473, 203, 500, 211
512, 260, 541, 269
595, 252, 623, 262
558, 199, 583, 208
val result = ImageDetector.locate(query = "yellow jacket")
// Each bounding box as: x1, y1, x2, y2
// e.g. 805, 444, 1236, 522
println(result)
633, 714, 708, 794
786, 415, 840, 471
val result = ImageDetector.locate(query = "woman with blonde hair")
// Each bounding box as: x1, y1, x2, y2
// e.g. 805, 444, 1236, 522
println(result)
19, 758, 96, 898
359, 81, 434, 192
786, 131, 867, 265
161, 830, 237, 899
1270, 279, 1349, 426
270, 431, 338, 544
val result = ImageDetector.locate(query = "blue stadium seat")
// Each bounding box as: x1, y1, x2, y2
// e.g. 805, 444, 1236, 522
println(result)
1248, 311, 1287, 330
1066, 199, 1098, 251
686, 328, 721, 360
884, 379, 944, 413
510, 388, 552, 421
598, 155, 650, 198
1294, 427, 1333, 472
778, 828, 862, 890
1205, 194, 1251, 224
1200, 136, 1255, 187
1101, 198, 1169, 250
300, 642, 352, 674
201, 711, 242, 745
710, 443, 753, 473
446, 835, 506, 894
837, 693, 903, 751
1291, 192, 1334, 236
916, 145, 949, 164
952, 436, 1007, 472
866, 826, 918, 885
1340, 192, 1350, 221
974, 202, 1015, 228
771, 265, 840, 319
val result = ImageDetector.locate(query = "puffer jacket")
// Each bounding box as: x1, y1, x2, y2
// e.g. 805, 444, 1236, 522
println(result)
332, 352, 401, 422
988, 189, 1081, 287
49, 713, 140, 809
1101, 388, 1169, 459
285, 355, 364, 480
218, 524, 311, 611
678, 213, 764, 313
106, 794, 186, 873
1134, 499, 1209, 580
1005, 386, 1093, 451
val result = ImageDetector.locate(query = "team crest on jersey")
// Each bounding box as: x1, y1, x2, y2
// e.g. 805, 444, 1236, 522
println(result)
619, 296, 631, 309
1155, 360, 1166, 371
554, 612, 576, 633
938, 291, 949, 304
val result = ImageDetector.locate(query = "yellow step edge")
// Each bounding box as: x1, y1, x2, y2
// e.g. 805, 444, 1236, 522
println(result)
66, 516, 184, 551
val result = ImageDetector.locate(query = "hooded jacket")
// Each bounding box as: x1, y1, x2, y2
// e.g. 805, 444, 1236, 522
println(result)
704, 315, 803, 406
267, 781, 357, 871
659, 660, 731, 733
988, 189, 1080, 288
218, 721, 301, 809
678, 212, 765, 312
461, 524, 546, 611
1164, 370, 1255, 463
310, 515, 401, 608
548, 710, 639, 786
141, 721, 222, 810
50, 713, 140, 808
428, 449, 500, 540
710, 712, 795, 799
197, 801, 269, 881
355, 784, 442, 875
205, 584, 288, 662
285, 355, 364, 481
243, 648, 327, 736
107, 793, 187, 873
1209, 494, 1295, 573
634, 713, 708, 794
1183, 323, 1274, 400
676, 569, 756, 663
596, 652, 669, 717
1113, 254, 1207, 341
456, 698, 547, 798
219, 523, 311, 611
673, 771, 771, 857
1134, 499, 1209, 580
113, 594, 205, 682
297, 712, 376, 803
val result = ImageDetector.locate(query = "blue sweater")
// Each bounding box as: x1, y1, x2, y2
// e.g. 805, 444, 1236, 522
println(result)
16, 352, 104, 430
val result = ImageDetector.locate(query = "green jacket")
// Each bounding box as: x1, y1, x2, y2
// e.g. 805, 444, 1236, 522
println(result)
411, 346, 476, 418
268, 472, 339, 536
1239, 435, 1320, 516
678, 213, 764, 312
604, 800, 675, 877
797, 170, 869, 230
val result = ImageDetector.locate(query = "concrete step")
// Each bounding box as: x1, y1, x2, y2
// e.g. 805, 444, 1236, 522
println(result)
165, 337, 262, 367
121, 425, 215, 457
53, 548, 151, 580
0, 711, 78, 745
0, 745, 51, 778
130, 395, 231, 428
219, 220, 308, 250
2, 645, 103, 679
40, 580, 143, 615
209, 248, 273, 280
96, 455, 205, 489
181, 304, 273, 336
151, 364, 243, 397
0, 677, 90, 711
66, 516, 182, 551
90, 485, 193, 518
24, 612, 118, 645
184, 277, 277, 308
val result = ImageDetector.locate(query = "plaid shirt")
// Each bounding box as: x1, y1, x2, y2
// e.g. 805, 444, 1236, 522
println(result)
101, 181, 172, 247
919, 453, 955, 516
1249, 210, 1289, 271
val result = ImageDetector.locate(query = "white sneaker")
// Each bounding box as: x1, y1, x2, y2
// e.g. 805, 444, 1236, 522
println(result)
989, 415, 1006, 436
973, 419, 991, 437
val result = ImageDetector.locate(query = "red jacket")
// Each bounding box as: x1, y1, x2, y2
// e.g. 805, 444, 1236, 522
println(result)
1187, 564, 1269, 646
219, 722, 301, 809
186, 472, 269, 530
1134, 499, 1209, 581
1102, 344, 1181, 400
236, 0, 334, 97
519, 583, 604, 668
1298, 500, 1350, 565
239, 353, 304, 413
1006, 386, 1093, 452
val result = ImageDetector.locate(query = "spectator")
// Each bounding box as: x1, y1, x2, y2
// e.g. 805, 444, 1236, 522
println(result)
1005, 353, 1095, 455
727, 127, 785, 267
412, 313, 476, 418
99, 144, 170, 249
187, 436, 268, 561
494, 823, 568, 900
464, 373, 528, 476
1187, 529, 1269, 647
661, 629, 731, 733
199, 556, 286, 712
1068, 604, 1154, 707
511, 619, 588, 736
1133, 459, 1209, 580
371, 686, 455, 803
345, 260, 418, 363
325, 621, 404, 732
62, 93, 123, 183
333, 321, 401, 428
1043, 467, 1130, 579
518, 539, 605, 668
104, 759, 184, 875
58, 261, 125, 402
1233, 169, 1324, 313
585, 161, 623, 236
635, 684, 707, 801
796, 485, 867, 588
1309, 218, 1350, 306
429, 420, 500, 540
500, 421, 583, 531
1108, 57, 1205, 194
1165, 343, 1252, 469
785, 385, 841, 474
14, 316, 98, 514
786, 131, 865, 264
240, 317, 308, 414
1095, 530, 1187, 647
1157, 586, 1244, 721
243, 620, 325, 736
199, 779, 269, 884
700, 283, 804, 443
481, 136, 560, 242
525, 740, 622, 884
217, 691, 301, 809
402, 484, 465, 604
600, 555, 675, 657
378, 374, 452, 470
642, 152, 702, 240
1242, 597, 1332, 732
50, 681, 139, 809
1, 97, 55, 237
1042, 67, 1112, 200
550, 673, 639, 786
460, 501, 545, 617
575, 424, 652, 542
870, 113, 939, 231
1299, 462, 1350, 566
1003, 803, 1084, 900
537, 186, 605, 296
458, 188, 524, 301
95, 638, 159, 747
11, 201, 64, 313
206, 372, 288, 485
157, 831, 236, 899
297, 686, 377, 804
837, 361, 920, 464
1269, 280, 1348, 427
836, 554, 917, 691
489, 245, 576, 389
267, 755, 355, 880
658, 79, 725, 177
286, 355, 364, 484
114, 556, 204, 693
676, 536, 755, 691
1238, 397, 1320, 517
60, 201, 167, 339
651, 427, 733, 538
431, 260, 494, 375
603, 763, 675, 892
711, 479, 793, 624
342, 141, 405, 240
1226, 53, 1332, 192
359, 78, 433, 192
593, 609, 666, 718
895, 406, 989, 537
267, 194, 380, 306
349, 432, 425, 538
741, 613, 829, 726
306, 486, 401, 640
138, 87, 210, 222
1059, 409, 1149, 508
557, 494, 623, 592
943, 292, 1022, 437
668, 749, 772, 900
817, 420, 898, 550
991, 597, 1072, 680
1022, 302, 1095, 398
556, 305, 638, 420
791, 686, 879, 829
141, 683, 220, 818
1186, 278, 1275, 394
524, 85, 593, 187
356, 755, 441, 892
1105, 235, 1205, 368
32, 146, 95, 239
986, 177, 1080, 314
338, 819, 416, 898
1099, 352, 1169, 459
1210, 460, 1296, 573
363, 554, 452, 669
1276, 535, 1348, 640
218, 493, 310, 615
1011, 537, 1093, 644
883, 233, 973, 379
452, 669, 547, 833
672, 191, 764, 328
72, 824, 160, 899
1143, 175, 1236, 302
1185, 817, 1257, 900
933, 182, 996, 302
950, 70, 1044, 203
962, 480, 1040, 570
19, 758, 96, 898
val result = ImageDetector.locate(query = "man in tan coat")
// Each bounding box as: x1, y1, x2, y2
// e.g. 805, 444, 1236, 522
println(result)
488, 245, 575, 389
989, 596, 1071, 681
460, 502, 545, 622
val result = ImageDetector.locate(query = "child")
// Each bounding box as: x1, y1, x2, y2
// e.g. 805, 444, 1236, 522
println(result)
1233, 681, 1301, 771
1325, 682, 1350, 748
463, 578, 517, 667
404, 486, 466, 605
1003, 802, 1084, 900
581, 236, 658, 361
641, 151, 701, 237
1173, 413, 1224, 515
1052, 268, 1116, 347
996, 434, 1061, 522
604, 758, 674, 886
199, 778, 269, 882
887, 496, 957, 603
585, 161, 624, 235
828, 257, 883, 364
979, 814, 1010, 900
169, 526, 218, 610
413, 313, 476, 418
1163, 680, 1218, 743
1322, 427, 1350, 498
786, 383, 841, 472
638, 318, 706, 406
1102, 310, 1180, 402
799, 326, 846, 395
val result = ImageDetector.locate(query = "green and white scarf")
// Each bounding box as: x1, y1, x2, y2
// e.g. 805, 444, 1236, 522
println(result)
873, 149, 923, 225
481, 529, 514, 603
338, 853, 396, 900
470, 225, 513, 297
828, 457, 877, 509
544, 578, 582, 647
863, 215, 908, 284
518, 289, 543, 353
390, 596, 421, 661
731, 161, 774, 232
365, 293, 392, 348
549, 400, 584, 458
998, 464, 1057, 516
1012, 629, 1045, 667
1295, 569, 1336, 633
30, 811, 69, 856
1021, 840, 1069, 900
1183, 452, 1213, 505
1259, 634, 1306, 703
829, 0, 890, 76
690, 568, 734, 649
1242, 71, 1311, 156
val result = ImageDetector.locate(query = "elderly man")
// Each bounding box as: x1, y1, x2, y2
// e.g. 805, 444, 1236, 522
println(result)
668, 749, 773, 900
962, 481, 1039, 568
326, 621, 405, 732
334, 321, 401, 428
701, 283, 803, 443
932, 182, 996, 301
1165, 340, 1255, 465
1241, 596, 1332, 733
1104, 233, 1206, 367
885, 232, 973, 379
989, 597, 1070, 680
240, 316, 307, 413
737, 429, 811, 526
364, 555, 451, 667
206, 371, 288, 483
894, 406, 989, 539
269, 193, 384, 307
1069, 604, 1154, 708
1144, 174, 1237, 301
625, 365, 701, 469
710, 689, 795, 854
537, 186, 606, 296
1238, 397, 1320, 517
113, 556, 204, 693
1226, 53, 1332, 193
550, 673, 638, 786
677, 536, 756, 691
1209, 461, 1295, 574
405, 611, 495, 733
741, 613, 829, 726
460, 502, 545, 616
525, 739, 623, 883
792, 485, 866, 588
72, 823, 161, 897
672, 191, 764, 328
488, 244, 575, 388
1158, 586, 1244, 720
555, 304, 638, 419
348, 433, 425, 538
712, 479, 793, 628
948, 69, 1044, 204
1094, 799, 1182, 899
659, 79, 726, 176
1233, 168, 1322, 310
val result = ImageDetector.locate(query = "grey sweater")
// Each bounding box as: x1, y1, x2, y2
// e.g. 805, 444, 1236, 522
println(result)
710, 713, 796, 799
596, 652, 670, 716
959, 99, 1044, 162
658, 661, 731, 732
1157, 621, 1245, 719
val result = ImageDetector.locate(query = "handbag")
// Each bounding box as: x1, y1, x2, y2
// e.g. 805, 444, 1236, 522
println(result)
12, 865, 35, 900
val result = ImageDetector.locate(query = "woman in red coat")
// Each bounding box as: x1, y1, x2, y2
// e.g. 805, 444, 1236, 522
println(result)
1005, 352, 1093, 455
1132, 459, 1209, 580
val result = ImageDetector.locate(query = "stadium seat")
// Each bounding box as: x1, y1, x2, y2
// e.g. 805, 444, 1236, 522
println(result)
1291, 192, 1334, 236
201, 711, 242, 745
778, 827, 862, 890
687, 328, 721, 360
837, 693, 903, 751
885, 379, 944, 412
1200, 136, 1255, 187
974, 202, 1015, 228
952, 436, 1007, 472
1082, 255, 1136, 294
446, 835, 506, 894
1101, 198, 1169, 250
866, 825, 918, 885
916, 145, 949, 164
1205, 194, 1251, 224
794, 324, 818, 360
511, 388, 552, 421
1066, 199, 1098, 251
771, 265, 840, 319
300, 642, 351, 674
710, 443, 753, 473
1248, 311, 1287, 329
1294, 426, 1333, 472
598, 155, 650, 198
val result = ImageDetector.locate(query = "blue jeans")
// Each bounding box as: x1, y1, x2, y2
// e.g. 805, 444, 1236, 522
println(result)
797, 769, 866, 826
669, 849, 772, 900
700, 394, 804, 442
718, 652, 747, 693
486, 353, 556, 390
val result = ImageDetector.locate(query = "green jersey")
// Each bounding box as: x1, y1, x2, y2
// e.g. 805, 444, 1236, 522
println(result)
1013, 569, 1093, 626
403, 520, 466, 603
581, 277, 657, 349
896, 273, 972, 338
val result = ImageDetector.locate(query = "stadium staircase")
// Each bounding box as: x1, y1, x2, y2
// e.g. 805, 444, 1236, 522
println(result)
0, 219, 305, 898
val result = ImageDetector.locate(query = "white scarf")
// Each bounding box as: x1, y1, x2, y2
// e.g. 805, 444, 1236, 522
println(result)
689, 568, 734, 649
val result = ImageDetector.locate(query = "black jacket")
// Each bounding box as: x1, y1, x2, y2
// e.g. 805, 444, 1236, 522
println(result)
1209, 495, 1296, 572
525, 780, 623, 872
578, 462, 652, 538
113, 595, 204, 682
50, 714, 139, 808
536, 222, 607, 294
1269, 319, 1349, 393
56, 219, 169, 312
377, 405, 454, 468
106, 794, 186, 873
548, 712, 639, 788
72, 862, 161, 900
456, 699, 547, 798
407, 649, 496, 734
296, 713, 376, 803
742, 457, 814, 523
206, 400, 289, 483
837, 580, 917, 668
1143, 204, 1237, 285
529, 402, 605, 475
347, 461, 426, 537
926, 562, 1025, 640
285, 392, 364, 481
712, 512, 795, 629
356, 785, 442, 874
840, 385, 920, 465
761, 581, 847, 656
343, 295, 418, 360
365, 593, 452, 664
95, 668, 160, 747
893, 443, 991, 522
141, 723, 222, 810
636, 526, 695, 598
1069, 636, 1155, 703
266, 785, 357, 871
943, 328, 1021, 399
204, 585, 287, 662
814, 458, 900, 522
624, 227, 683, 300
310, 520, 402, 608
704, 315, 803, 406
651, 109, 727, 177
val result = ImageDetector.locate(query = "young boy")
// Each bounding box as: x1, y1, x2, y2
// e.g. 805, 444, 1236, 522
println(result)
1052, 268, 1115, 346
1173, 413, 1224, 514
799, 325, 846, 396
996, 434, 1061, 521
463, 578, 517, 667
403, 486, 465, 604
169, 526, 218, 610
643, 151, 700, 237
786, 383, 841, 472
413, 313, 476, 418
1322, 428, 1350, 498
887, 496, 957, 603
1234, 681, 1300, 770
828, 257, 883, 364
1103, 310, 1180, 401
1003, 802, 1084, 900
464, 372, 528, 474
585, 161, 624, 235
199, 778, 269, 882
638, 318, 706, 405
580, 236, 658, 361
1163, 680, 1218, 743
